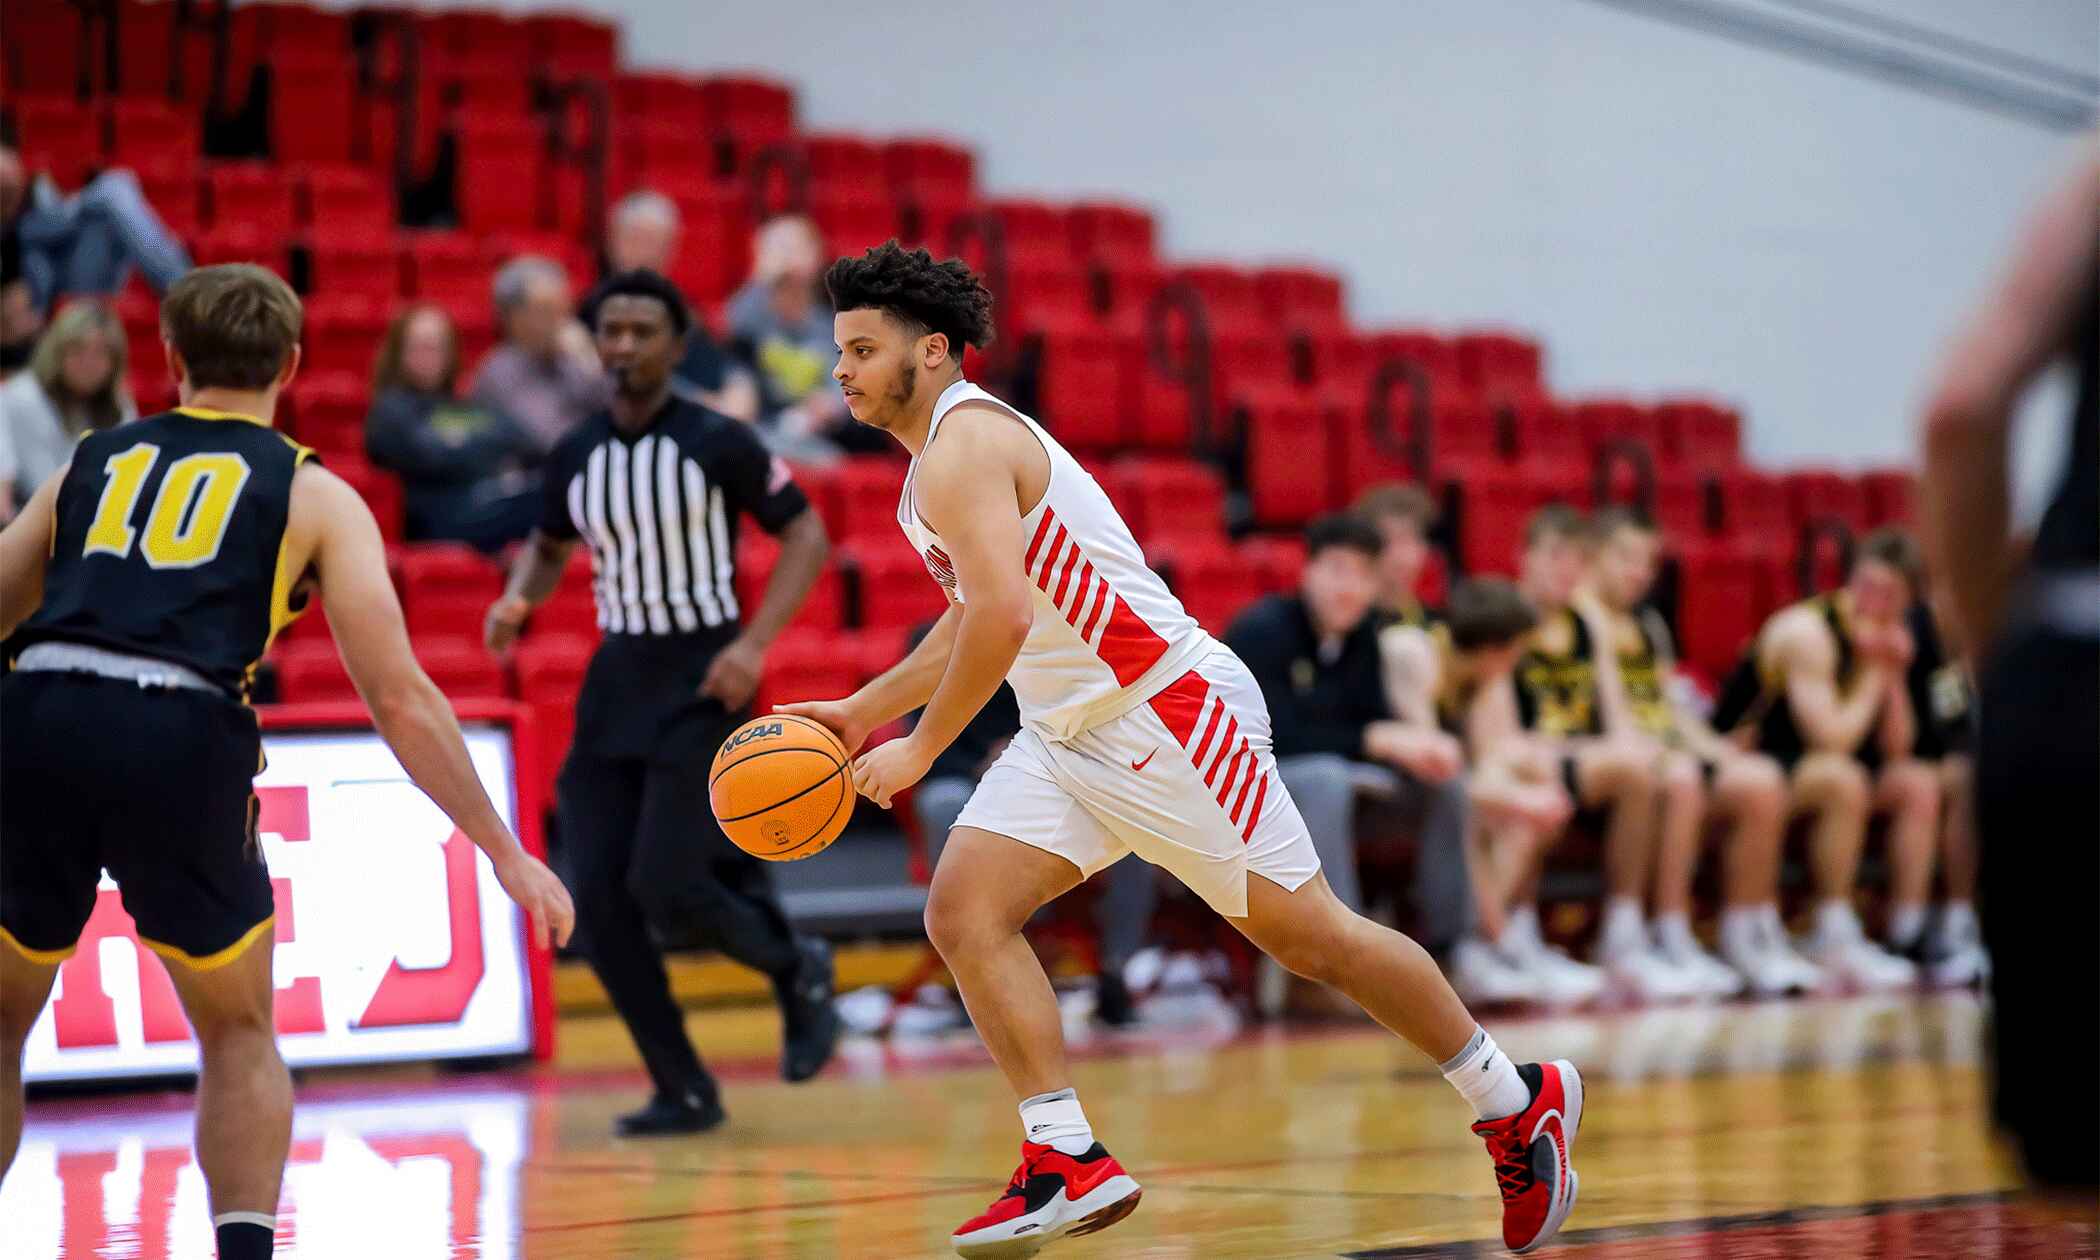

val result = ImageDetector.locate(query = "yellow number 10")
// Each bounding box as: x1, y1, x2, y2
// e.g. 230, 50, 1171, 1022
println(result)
83, 444, 252, 569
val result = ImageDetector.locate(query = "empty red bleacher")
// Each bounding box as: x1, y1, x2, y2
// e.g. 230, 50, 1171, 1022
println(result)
844, 539, 949, 632
397, 545, 504, 640
1106, 456, 1227, 548
1242, 389, 1335, 528
1783, 469, 1867, 532
1657, 398, 1742, 470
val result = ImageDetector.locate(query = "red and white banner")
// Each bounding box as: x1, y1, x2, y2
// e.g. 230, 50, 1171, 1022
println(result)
21, 704, 554, 1084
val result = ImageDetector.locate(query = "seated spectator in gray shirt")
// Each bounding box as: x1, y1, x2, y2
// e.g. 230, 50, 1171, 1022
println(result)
726, 215, 885, 458
367, 304, 539, 552
603, 191, 760, 422
0, 300, 136, 518
470, 255, 606, 460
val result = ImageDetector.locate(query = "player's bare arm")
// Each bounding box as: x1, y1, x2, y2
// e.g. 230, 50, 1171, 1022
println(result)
700, 505, 829, 710
1573, 592, 1639, 742
1768, 608, 1889, 754
778, 602, 960, 755
293, 464, 575, 948
485, 528, 578, 654
849, 407, 1037, 808
1370, 627, 1463, 782
1922, 136, 2100, 649
0, 465, 63, 638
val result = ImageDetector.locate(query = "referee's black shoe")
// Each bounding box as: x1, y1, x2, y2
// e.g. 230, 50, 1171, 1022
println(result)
778, 937, 841, 1082
616, 1084, 726, 1136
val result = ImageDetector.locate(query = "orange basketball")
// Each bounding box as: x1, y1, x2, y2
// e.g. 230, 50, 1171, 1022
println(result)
709, 714, 854, 861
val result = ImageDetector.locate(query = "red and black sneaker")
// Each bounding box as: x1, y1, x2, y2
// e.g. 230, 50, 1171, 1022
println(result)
950, 1140, 1142, 1258
1471, 1059, 1584, 1254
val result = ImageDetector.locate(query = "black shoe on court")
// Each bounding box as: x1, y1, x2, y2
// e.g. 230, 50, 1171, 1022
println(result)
1094, 971, 1137, 1028
616, 1085, 726, 1136
779, 936, 841, 1082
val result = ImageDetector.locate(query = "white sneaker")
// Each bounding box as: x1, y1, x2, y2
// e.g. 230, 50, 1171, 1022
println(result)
1726, 937, 1825, 996
1927, 941, 1991, 988
1655, 937, 1746, 999
1450, 938, 1541, 1005
1600, 944, 1704, 1003
1804, 933, 1918, 991
1518, 943, 1607, 1005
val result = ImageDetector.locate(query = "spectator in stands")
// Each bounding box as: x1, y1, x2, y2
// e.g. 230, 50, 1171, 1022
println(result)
1509, 506, 1667, 1003
1383, 578, 1569, 1004
0, 138, 191, 327
725, 214, 881, 457
1226, 514, 1471, 960
471, 255, 606, 459
603, 191, 760, 422
0, 300, 135, 519
1357, 482, 1441, 626
904, 618, 1156, 1026
365, 304, 540, 552
1, 139, 39, 373
1588, 508, 1820, 996
1708, 529, 1942, 990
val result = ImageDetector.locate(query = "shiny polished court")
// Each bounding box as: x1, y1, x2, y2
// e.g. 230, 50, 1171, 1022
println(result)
5, 989, 2090, 1258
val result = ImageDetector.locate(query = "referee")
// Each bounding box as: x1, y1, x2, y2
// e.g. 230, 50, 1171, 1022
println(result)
486, 269, 837, 1135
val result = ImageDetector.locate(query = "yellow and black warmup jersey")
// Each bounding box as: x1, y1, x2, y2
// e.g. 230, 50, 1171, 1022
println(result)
1377, 599, 1442, 634
1425, 622, 1479, 739
1709, 594, 1879, 769
1613, 607, 1677, 738
1516, 606, 1602, 738
14, 408, 315, 699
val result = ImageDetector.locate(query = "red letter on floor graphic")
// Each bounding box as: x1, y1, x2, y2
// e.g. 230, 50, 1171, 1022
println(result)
354, 830, 484, 1028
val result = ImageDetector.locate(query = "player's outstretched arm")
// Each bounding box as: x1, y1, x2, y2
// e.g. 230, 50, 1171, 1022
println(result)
777, 601, 959, 754
298, 466, 574, 948
0, 465, 64, 638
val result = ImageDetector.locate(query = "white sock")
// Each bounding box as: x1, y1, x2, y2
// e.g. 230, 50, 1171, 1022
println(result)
1813, 900, 1862, 945
1720, 905, 1766, 959
1654, 911, 1699, 956
1939, 900, 1979, 944
1019, 1087, 1095, 1156
1600, 897, 1648, 957
1505, 904, 1544, 955
1887, 902, 1927, 951
1439, 1027, 1533, 1122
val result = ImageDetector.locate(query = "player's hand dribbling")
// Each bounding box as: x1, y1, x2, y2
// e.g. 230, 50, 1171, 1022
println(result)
484, 595, 530, 654
492, 849, 575, 950
849, 735, 933, 809
774, 696, 874, 756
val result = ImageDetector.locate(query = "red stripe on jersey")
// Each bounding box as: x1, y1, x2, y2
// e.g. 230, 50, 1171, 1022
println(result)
1146, 670, 1210, 747
1024, 509, 1058, 572
1240, 773, 1269, 842
1053, 547, 1084, 611
1190, 698, 1226, 765
1215, 740, 1250, 806
1229, 751, 1260, 821
1204, 717, 1241, 786
1095, 594, 1172, 687
1076, 575, 1111, 642
1033, 524, 1068, 588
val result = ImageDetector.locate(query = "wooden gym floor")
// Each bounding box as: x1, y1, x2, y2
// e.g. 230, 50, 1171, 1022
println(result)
6, 988, 2093, 1258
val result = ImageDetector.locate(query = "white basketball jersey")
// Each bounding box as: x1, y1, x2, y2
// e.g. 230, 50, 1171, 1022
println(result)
898, 379, 1215, 741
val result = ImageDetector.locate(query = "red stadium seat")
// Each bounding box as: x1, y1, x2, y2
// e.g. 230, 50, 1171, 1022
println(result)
13, 97, 101, 191
191, 224, 288, 273
107, 100, 201, 164
306, 230, 400, 300
1170, 263, 1263, 327
205, 163, 297, 237
1151, 538, 1261, 635
274, 642, 359, 704
615, 72, 708, 124
6, 8, 85, 97
1674, 539, 1772, 681
757, 632, 864, 713
833, 458, 906, 542
698, 75, 796, 151
1714, 468, 1792, 542
1106, 456, 1227, 548
1569, 397, 1663, 464
808, 187, 903, 262
330, 458, 405, 541
885, 137, 976, 206
1656, 398, 1742, 470
851, 627, 912, 684
528, 13, 620, 79
1453, 330, 1543, 397
417, 638, 510, 700
298, 164, 393, 233
131, 158, 203, 245
1254, 267, 1345, 329
1240, 535, 1308, 595
1448, 464, 1564, 577
301, 295, 389, 378
1296, 329, 1375, 394
285, 370, 367, 454
843, 539, 949, 632
1068, 202, 1154, 264
398, 545, 504, 639
1366, 328, 1460, 386
515, 634, 593, 777
1242, 389, 1335, 528
421, 10, 535, 65
736, 533, 845, 633
402, 231, 487, 300
1031, 322, 1132, 452
979, 200, 1073, 261
1861, 467, 1916, 527
528, 589, 601, 641
267, 55, 358, 165
1783, 469, 1867, 531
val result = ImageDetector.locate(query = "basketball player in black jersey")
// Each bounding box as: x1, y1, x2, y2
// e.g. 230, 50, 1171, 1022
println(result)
1919, 136, 2097, 1195
0, 265, 574, 1260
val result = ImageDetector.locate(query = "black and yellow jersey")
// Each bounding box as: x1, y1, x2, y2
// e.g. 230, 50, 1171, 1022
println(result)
1709, 594, 1878, 767
1377, 598, 1442, 634
1515, 605, 1601, 738
14, 407, 317, 700
1425, 621, 1478, 738
1611, 607, 1677, 738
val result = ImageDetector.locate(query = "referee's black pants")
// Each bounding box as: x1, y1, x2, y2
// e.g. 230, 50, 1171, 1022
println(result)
558, 632, 801, 1095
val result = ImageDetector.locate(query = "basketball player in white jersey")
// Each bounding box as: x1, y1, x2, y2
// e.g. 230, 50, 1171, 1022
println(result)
780, 244, 1583, 1257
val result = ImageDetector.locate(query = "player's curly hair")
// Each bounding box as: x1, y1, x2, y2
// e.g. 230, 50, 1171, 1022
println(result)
824, 240, 995, 359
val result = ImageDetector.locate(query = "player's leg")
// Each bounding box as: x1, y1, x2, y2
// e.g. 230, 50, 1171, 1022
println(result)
1875, 758, 1942, 956
1793, 752, 1913, 987
558, 753, 720, 1130
156, 934, 290, 1260
1599, 747, 1703, 999
923, 825, 1084, 1098
1707, 753, 1820, 993
0, 950, 61, 1179
1924, 754, 1988, 984
1646, 752, 1749, 996
1575, 738, 1660, 924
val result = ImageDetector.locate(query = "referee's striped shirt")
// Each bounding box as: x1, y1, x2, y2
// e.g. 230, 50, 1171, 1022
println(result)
539, 396, 810, 634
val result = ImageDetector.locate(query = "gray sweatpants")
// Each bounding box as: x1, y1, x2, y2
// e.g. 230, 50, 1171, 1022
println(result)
1275, 753, 1474, 956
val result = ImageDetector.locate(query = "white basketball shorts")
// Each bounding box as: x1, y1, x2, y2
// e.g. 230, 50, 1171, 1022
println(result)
952, 644, 1321, 917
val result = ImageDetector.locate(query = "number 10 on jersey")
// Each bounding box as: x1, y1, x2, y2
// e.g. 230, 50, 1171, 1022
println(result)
83, 444, 252, 569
